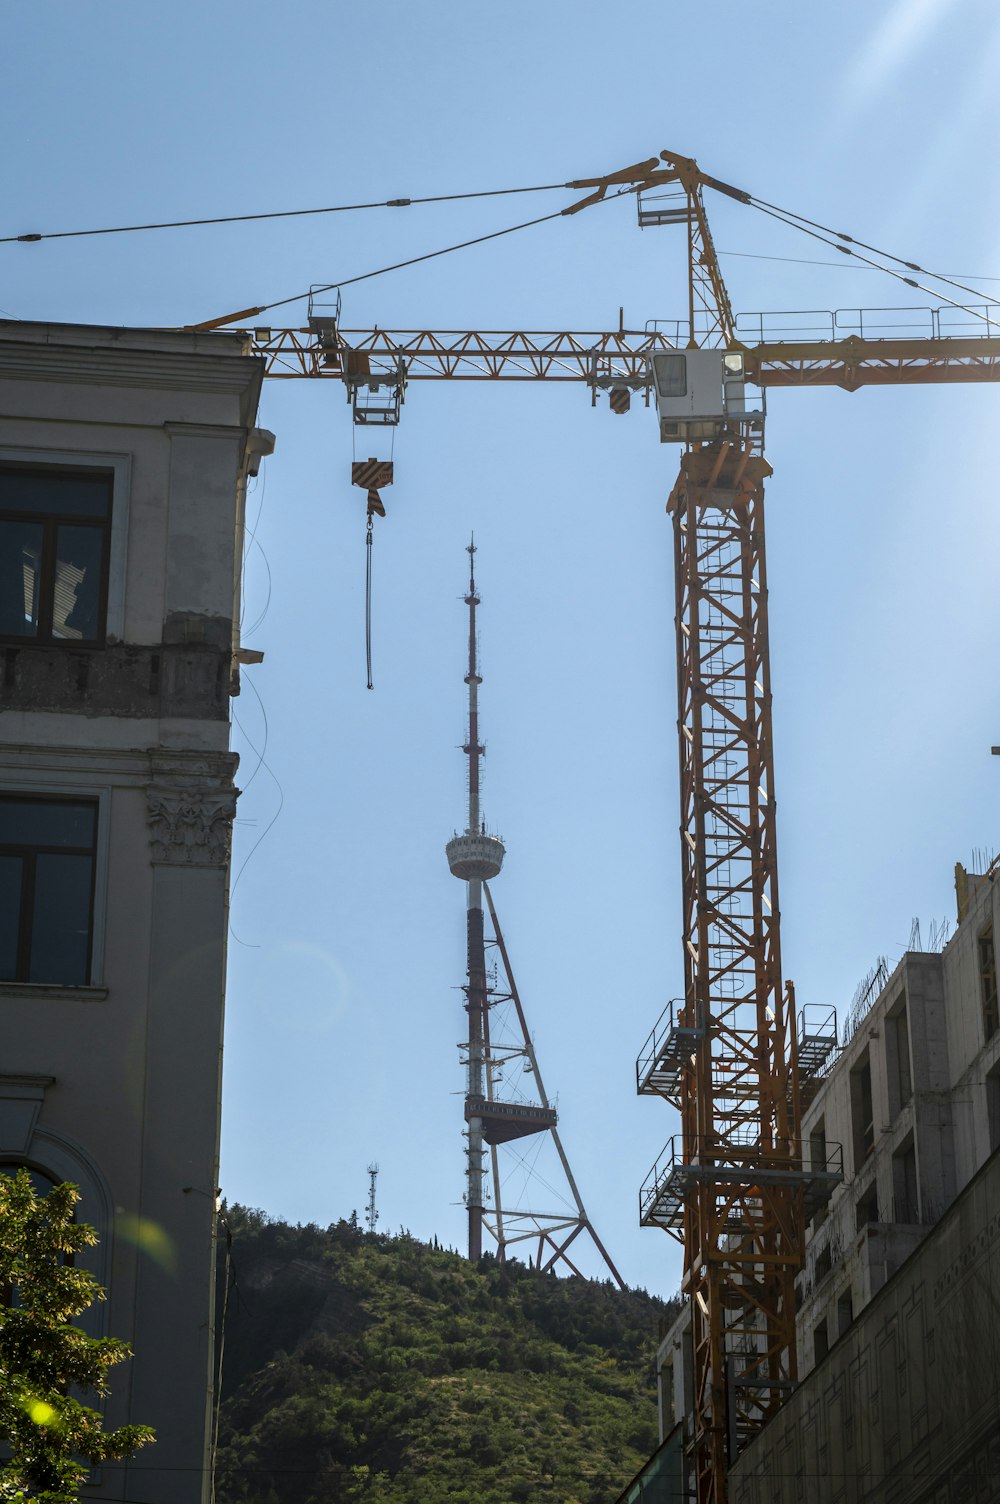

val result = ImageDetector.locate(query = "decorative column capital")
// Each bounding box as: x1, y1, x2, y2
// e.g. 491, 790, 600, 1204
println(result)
146, 751, 239, 867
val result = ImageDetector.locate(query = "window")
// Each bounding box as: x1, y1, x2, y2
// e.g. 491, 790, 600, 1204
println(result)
856, 1184, 879, 1231
986, 1060, 1000, 1156
850, 1053, 875, 1169
0, 796, 98, 984
652, 353, 687, 398
892, 1140, 918, 1223
886, 995, 912, 1118
979, 925, 998, 1041
836, 1289, 854, 1337
809, 1119, 827, 1175
813, 1318, 829, 1363
0, 1165, 64, 1308
0, 464, 113, 646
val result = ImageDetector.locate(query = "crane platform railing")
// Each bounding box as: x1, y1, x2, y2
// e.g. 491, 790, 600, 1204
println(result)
639, 1136, 845, 1238
736, 303, 1000, 344
636, 998, 706, 1098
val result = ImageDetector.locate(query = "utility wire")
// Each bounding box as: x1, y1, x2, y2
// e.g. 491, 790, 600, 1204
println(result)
0, 181, 568, 246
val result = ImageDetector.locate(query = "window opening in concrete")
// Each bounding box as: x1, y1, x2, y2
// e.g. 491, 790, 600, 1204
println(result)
836, 1288, 854, 1337
979, 924, 998, 1041
892, 1138, 918, 1223
886, 994, 912, 1118
0, 796, 97, 984
809, 1119, 827, 1175
856, 1184, 879, 1231
986, 1060, 1000, 1156
0, 464, 112, 646
813, 1318, 829, 1363
850, 1053, 875, 1169
815, 1244, 832, 1285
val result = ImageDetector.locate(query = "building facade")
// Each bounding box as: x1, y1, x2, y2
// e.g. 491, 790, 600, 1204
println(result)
652, 858, 1000, 1501
0, 320, 271, 1503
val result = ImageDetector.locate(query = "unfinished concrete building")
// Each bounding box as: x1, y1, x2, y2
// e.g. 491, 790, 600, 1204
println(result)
651, 857, 1000, 1502
0, 320, 271, 1504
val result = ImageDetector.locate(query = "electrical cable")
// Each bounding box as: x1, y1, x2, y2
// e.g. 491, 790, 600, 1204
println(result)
228, 675, 285, 948
0, 180, 569, 246
209, 1210, 233, 1504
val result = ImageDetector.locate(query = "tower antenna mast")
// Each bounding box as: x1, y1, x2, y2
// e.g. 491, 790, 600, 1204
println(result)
446, 536, 505, 1259
445, 541, 624, 1286
366, 1162, 379, 1235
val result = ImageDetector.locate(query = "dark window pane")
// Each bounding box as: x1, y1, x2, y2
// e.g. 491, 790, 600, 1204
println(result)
0, 856, 24, 980
0, 519, 43, 637
0, 1165, 57, 1197
0, 798, 96, 850
654, 353, 687, 398
0, 468, 112, 519
30, 853, 93, 984
52, 526, 103, 641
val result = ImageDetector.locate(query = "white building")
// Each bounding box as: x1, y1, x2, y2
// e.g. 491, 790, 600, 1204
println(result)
0, 319, 271, 1504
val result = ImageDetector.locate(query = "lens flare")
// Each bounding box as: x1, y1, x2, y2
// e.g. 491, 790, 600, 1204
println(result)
115, 1212, 178, 1277
26, 1398, 59, 1428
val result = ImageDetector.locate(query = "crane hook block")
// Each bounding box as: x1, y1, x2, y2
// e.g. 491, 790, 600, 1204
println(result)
352, 459, 394, 492
353, 458, 393, 520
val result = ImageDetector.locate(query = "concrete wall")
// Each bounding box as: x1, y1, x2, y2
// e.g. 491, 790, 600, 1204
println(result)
729, 1144, 1000, 1504
0, 322, 269, 1504
654, 865, 1000, 1482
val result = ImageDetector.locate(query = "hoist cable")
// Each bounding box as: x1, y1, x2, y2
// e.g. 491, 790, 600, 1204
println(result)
365, 517, 375, 692
745, 194, 1000, 314
0, 181, 569, 246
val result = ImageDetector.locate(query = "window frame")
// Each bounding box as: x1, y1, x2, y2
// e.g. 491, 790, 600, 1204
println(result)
0, 785, 110, 987
0, 448, 130, 646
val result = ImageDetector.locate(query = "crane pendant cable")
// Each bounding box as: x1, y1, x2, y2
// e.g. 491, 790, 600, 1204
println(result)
365, 513, 375, 691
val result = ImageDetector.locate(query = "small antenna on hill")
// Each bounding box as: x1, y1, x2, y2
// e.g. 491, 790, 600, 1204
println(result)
366, 1163, 379, 1235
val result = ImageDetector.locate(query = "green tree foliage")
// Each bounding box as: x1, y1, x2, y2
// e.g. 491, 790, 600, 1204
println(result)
0, 1170, 154, 1503
215, 1207, 681, 1504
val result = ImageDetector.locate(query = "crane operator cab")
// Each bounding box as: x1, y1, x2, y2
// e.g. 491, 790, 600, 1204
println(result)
650, 349, 764, 444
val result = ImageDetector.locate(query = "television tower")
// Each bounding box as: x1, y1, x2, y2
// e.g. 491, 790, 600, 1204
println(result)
445, 540, 625, 1286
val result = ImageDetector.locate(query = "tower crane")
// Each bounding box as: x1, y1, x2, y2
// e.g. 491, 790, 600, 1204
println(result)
190, 150, 1000, 1504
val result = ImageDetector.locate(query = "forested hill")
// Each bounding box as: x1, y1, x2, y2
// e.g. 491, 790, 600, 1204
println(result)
214, 1207, 679, 1504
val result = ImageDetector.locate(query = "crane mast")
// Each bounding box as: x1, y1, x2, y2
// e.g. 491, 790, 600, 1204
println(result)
666, 440, 802, 1498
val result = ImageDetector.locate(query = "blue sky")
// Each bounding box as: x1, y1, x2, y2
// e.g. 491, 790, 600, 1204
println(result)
5, 0, 999, 1295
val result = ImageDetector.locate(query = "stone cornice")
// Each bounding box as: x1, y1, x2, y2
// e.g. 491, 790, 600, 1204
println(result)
0, 744, 238, 783
0, 329, 265, 425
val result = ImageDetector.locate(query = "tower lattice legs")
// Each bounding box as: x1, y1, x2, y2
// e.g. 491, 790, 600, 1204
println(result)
668, 441, 805, 1504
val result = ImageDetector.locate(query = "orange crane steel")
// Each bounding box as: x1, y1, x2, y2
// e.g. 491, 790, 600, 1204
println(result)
192, 151, 1000, 1503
